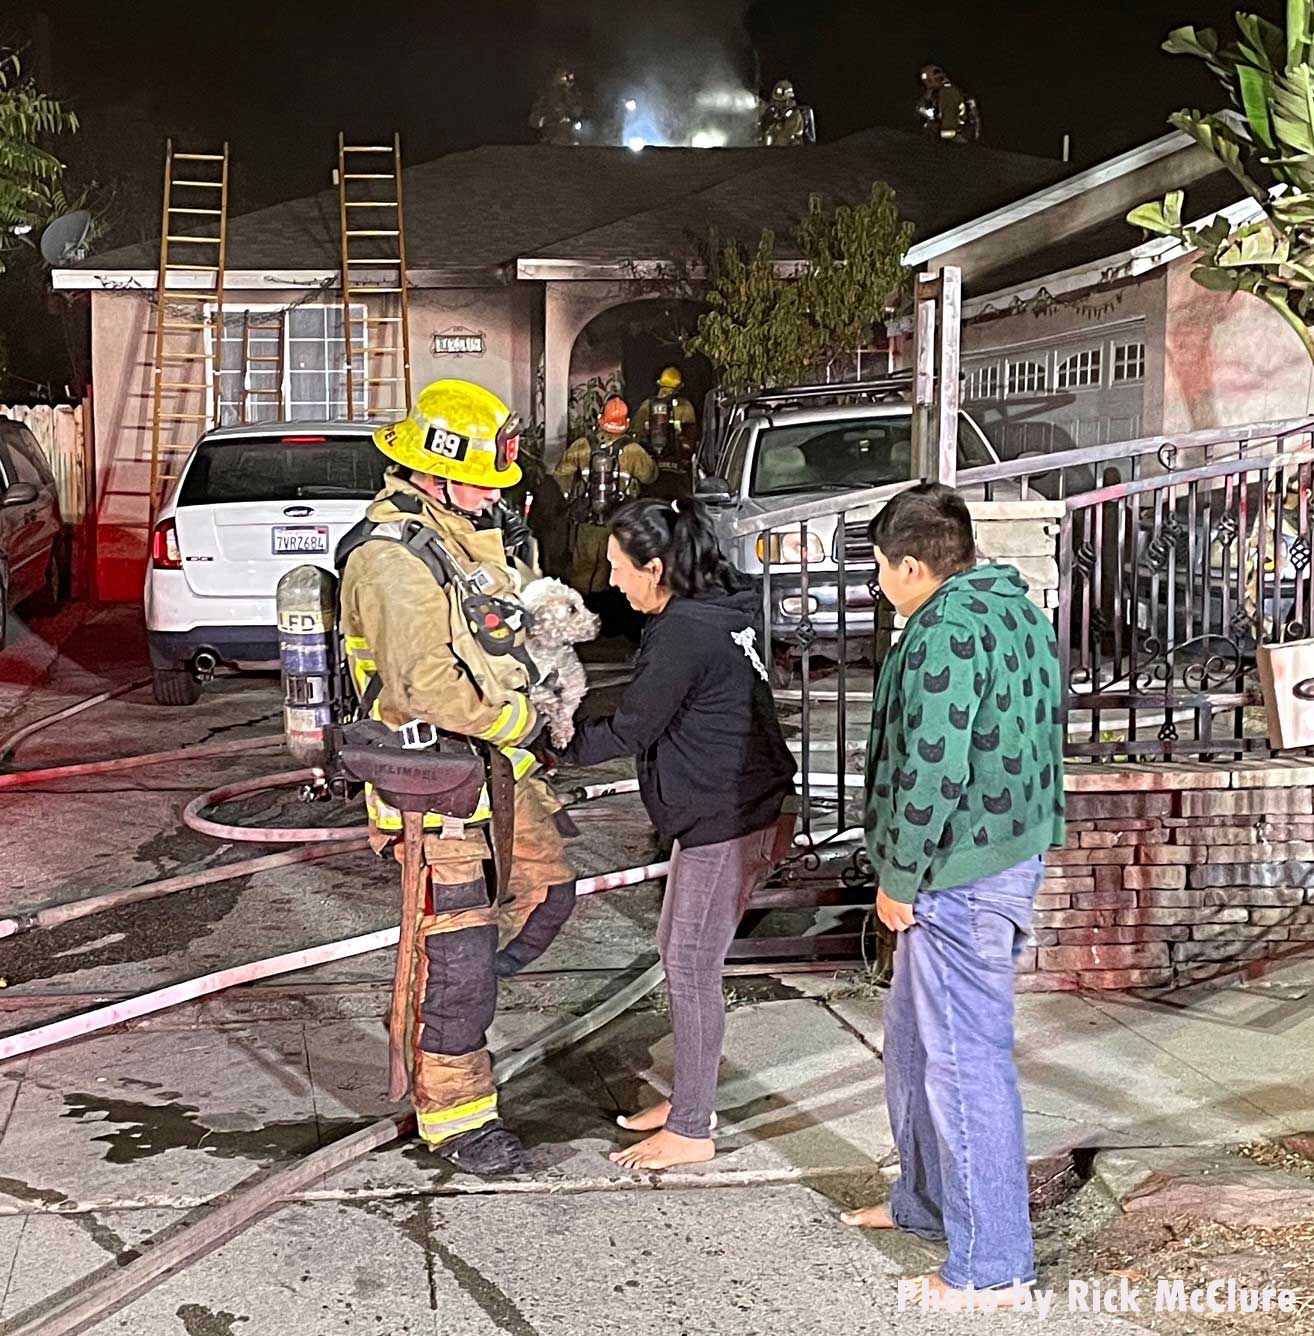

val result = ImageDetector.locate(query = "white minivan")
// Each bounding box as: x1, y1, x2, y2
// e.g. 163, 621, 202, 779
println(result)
144, 421, 385, 704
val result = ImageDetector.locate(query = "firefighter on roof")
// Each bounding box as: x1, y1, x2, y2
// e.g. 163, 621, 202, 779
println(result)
554, 395, 657, 597
917, 65, 981, 144
529, 66, 584, 146
758, 79, 815, 147
338, 379, 577, 1178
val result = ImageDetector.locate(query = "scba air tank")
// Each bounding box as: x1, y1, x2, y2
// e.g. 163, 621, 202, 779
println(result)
276, 564, 340, 769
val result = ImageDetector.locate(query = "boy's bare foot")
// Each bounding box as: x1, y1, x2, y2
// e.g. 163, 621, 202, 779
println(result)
616, 1102, 718, 1132
914, 1272, 1032, 1311
840, 1203, 895, 1229
608, 1129, 715, 1171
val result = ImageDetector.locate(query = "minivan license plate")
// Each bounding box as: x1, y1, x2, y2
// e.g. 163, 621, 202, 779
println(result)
272, 526, 328, 555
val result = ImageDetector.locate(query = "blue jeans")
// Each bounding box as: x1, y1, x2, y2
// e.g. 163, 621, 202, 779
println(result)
883, 857, 1041, 1290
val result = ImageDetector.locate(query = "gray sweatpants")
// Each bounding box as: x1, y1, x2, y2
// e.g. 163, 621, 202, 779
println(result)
657, 817, 786, 1139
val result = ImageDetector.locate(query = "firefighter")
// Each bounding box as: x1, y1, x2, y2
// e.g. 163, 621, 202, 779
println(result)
631, 366, 698, 501
917, 65, 981, 144
338, 379, 578, 1177
554, 396, 657, 600
758, 79, 814, 147
529, 66, 584, 146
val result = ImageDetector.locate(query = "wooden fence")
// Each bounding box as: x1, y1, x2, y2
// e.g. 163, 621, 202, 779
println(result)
1, 401, 93, 597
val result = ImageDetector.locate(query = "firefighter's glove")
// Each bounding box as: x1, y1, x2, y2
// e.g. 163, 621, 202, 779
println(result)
494, 503, 535, 565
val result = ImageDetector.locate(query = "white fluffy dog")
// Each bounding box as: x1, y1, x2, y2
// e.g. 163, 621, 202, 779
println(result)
521, 577, 601, 748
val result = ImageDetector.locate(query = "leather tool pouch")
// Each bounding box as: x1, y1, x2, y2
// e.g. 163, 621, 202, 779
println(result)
334, 720, 484, 817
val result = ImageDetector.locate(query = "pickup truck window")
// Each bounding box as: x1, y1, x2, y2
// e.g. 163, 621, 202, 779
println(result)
751, 418, 915, 497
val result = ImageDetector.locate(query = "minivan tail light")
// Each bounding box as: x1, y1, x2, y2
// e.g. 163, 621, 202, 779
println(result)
151, 518, 182, 570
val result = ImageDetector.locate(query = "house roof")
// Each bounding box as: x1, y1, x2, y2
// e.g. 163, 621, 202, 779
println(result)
58, 129, 1070, 289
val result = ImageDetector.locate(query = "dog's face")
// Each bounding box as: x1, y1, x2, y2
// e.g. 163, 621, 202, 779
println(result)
523, 578, 601, 646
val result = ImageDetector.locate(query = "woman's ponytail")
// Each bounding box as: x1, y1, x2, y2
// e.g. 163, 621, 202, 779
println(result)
610, 497, 750, 598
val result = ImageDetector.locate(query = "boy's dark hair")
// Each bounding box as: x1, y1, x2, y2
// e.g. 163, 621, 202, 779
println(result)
867, 482, 977, 577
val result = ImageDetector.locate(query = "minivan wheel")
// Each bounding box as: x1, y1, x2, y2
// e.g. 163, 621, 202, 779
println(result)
152, 667, 202, 706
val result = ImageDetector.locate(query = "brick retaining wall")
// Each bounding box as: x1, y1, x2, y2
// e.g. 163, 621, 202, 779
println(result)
1022, 758, 1314, 990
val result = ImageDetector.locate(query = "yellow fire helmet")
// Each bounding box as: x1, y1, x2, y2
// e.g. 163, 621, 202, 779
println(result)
658, 365, 684, 391
372, 379, 523, 488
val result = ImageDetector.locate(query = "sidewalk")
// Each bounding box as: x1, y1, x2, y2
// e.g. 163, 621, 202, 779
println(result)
3, 951, 1312, 1333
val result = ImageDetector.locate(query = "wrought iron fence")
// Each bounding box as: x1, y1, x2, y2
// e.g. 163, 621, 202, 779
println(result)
1058, 443, 1314, 759
727, 417, 1314, 840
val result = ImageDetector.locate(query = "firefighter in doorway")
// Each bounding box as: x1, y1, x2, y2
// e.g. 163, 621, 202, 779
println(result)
555, 396, 657, 602
632, 366, 698, 502
338, 378, 578, 1178
916, 65, 981, 144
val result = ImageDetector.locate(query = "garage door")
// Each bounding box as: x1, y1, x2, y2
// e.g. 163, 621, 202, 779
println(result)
961, 320, 1146, 461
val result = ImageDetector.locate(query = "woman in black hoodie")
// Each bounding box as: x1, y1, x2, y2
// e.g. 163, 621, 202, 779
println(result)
560, 498, 796, 1171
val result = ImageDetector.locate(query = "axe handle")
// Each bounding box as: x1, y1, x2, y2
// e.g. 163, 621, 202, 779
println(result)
388, 811, 426, 1103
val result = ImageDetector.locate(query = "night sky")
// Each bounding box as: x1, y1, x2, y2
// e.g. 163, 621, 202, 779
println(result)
11, 0, 1278, 219
0, 0, 1283, 389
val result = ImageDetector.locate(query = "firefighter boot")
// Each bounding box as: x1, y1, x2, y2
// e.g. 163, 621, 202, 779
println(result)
438, 1121, 531, 1177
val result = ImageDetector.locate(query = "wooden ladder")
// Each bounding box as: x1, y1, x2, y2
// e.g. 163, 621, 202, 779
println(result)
336, 132, 412, 420
239, 310, 286, 421
148, 140, 230, 512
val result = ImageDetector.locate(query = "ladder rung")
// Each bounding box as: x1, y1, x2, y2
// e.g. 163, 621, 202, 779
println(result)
246, 353, 282, 361
158, 381, 208, 391
174, 152, 226, 161
346, 229, 400, 237
345, 259, 401, 268
342, 145, 394, 153
158, 412, 211, 421
166, 235, 220, 244
342, 173, 394, 180
161, 321, 209, 331
345, 200, 397, 208
347, 286, 403, 294
160, 288, 216, 297
172, 179, 224, 188
364, 377, 405, 385
363, 317, 403, 325
159, 352, 210, 360
167, 263, 222, 272
170, 207, 223, 216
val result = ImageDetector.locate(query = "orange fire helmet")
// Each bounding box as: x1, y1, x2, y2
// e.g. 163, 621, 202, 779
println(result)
599, 396, 631, 435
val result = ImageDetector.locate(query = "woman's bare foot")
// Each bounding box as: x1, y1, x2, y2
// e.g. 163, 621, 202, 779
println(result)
616, 1102, 718, 1133
840, 1203, 895, 1228
616, 1100, 670, 1132
608, 1129, 715, 1171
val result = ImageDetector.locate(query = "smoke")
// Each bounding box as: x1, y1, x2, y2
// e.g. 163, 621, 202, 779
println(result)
532, 0, 763, 147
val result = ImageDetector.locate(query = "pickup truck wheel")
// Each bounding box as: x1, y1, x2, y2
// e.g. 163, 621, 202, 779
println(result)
152, 667, 201, 706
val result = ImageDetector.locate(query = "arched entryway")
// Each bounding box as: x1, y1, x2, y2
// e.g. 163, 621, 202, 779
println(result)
567, 298, 712, 441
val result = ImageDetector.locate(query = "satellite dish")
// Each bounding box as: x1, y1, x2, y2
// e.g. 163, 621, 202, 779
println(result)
40, 210, 93, 265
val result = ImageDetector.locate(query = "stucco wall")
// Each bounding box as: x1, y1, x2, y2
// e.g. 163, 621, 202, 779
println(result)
960, 271, 1168, 436
1163, 259, 1314, 433
406, 286, 538, 418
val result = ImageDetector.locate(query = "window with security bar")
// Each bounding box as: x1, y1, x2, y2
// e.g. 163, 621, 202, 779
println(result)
212, 304, 366, 425
1112, 341, 1146, 383
1055, 347, 1102, 390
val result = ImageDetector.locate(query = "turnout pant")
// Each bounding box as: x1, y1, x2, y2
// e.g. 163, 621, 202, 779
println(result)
390, 778, 576, 1148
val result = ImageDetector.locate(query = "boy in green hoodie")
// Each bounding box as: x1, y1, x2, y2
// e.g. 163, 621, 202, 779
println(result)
843, 483, 1065, 1307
